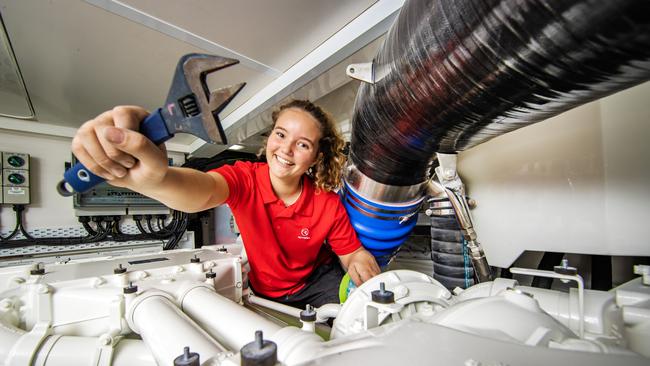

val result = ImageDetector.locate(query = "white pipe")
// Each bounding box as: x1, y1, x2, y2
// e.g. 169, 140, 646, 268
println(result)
111, 339, 158, 366
36, 337, 156, 366
2, 321, 156, 366
0, 319, 26, 362
182, 286, 282, 351
623, 307, 650, 325
127, 290, 226, 365
246, 294, 302, 318
32, 335, 156, 366
316, 303, 341, 323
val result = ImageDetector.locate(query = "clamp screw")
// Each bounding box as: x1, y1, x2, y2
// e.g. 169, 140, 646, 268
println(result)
554, 258, 577, 283
205, 269, 216, 279
190, 255, 201, 263
554, 258, 577, 275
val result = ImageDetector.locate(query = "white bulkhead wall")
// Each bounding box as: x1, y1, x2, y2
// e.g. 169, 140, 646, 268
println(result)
459, 82, 650, 268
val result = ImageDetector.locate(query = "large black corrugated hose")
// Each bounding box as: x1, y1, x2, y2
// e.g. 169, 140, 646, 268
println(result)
349, 0, 650, 186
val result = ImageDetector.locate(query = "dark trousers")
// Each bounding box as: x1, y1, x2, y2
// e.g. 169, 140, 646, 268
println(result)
252, 260, 345, 309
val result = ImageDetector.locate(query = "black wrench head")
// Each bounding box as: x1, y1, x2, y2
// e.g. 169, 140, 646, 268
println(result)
162, 53, 246, 144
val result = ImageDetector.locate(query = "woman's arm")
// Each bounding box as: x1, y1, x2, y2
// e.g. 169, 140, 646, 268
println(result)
71, 106, 229, 212
338, 247, 381, 286
134, 167, 230, 213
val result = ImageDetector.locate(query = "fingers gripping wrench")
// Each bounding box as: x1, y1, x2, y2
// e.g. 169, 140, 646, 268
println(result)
57, 53, 245, 196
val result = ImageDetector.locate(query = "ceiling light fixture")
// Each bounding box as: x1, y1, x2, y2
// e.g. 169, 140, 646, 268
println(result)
228, 144, 246, 151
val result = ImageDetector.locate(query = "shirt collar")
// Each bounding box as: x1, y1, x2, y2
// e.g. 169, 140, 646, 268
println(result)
255, 163, 314, 216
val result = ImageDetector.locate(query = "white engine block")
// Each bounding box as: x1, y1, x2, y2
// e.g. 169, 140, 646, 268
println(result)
0, 248, 648, 365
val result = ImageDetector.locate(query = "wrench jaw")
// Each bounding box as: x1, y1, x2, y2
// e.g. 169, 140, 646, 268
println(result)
205, 82, 246, 143
162, 53, 244, 145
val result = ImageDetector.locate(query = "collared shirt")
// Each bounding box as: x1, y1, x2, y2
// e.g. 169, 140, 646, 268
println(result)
212, 161, 361, 297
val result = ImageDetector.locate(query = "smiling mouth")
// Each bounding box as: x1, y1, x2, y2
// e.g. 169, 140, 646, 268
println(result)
275, 155, 295, 166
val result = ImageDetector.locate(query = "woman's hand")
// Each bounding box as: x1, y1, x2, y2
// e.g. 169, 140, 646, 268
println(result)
339, 247, 381, 286
71, 106, 169, 191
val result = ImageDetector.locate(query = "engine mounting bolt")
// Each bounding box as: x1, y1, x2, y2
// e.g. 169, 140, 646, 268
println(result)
123, 282, 138, 294
113, 264, 127, 274
174, 346, 200, 366
371, 282, 395, 304
240, 330, 277, 366
300, 304, 317, 322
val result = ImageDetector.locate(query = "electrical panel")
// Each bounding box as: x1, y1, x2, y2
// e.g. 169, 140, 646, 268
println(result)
69, 155, 168, 215
73, 182, 166, 208
1, 151, 30, 205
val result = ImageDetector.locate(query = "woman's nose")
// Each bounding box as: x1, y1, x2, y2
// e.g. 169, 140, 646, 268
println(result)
279, 139, 292, 154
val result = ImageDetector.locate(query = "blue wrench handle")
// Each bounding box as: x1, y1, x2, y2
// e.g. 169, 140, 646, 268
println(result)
60, 109, 172, 194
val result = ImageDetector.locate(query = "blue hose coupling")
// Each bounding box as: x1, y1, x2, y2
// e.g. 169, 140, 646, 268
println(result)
341, 180, 423, 266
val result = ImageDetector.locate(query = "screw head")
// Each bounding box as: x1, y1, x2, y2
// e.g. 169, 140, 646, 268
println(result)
113, 264, 127, 274
205, 270, 216, 279
371, 282, 395, 304
123, 282, 138, 294
300, 304, 317, 322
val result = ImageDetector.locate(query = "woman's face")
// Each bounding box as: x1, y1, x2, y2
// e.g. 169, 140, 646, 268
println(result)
266, 108, 322, 184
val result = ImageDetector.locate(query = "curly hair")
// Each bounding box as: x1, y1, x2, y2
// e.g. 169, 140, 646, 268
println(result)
264, 100, 347, 193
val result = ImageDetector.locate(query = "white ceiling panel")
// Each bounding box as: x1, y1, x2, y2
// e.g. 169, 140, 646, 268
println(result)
0, 0, 399, 153
120, 0, 377, 71
0, 0, 271, 129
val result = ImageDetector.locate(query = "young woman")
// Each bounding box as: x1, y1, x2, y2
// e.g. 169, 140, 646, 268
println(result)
71, 100, 380, 308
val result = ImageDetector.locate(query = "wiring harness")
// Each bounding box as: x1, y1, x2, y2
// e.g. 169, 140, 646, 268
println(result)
0, 204, 189, 250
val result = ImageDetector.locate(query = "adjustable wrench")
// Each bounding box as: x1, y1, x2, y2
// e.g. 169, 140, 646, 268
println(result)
57, 53, 245, 196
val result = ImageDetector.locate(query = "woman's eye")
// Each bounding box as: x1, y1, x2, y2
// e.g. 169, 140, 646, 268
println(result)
298, 142, 310, 150
275, 131, 284, 138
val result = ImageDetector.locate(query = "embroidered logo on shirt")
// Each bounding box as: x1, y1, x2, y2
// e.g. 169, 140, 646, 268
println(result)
298, 228, 310, 240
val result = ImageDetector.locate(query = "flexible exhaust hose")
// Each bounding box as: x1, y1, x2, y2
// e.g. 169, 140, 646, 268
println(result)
343, 0, 650, 266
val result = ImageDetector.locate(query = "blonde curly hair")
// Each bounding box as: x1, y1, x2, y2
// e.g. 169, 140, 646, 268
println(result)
263, 100, 346, 193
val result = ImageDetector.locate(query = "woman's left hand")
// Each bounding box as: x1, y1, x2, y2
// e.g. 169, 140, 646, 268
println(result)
339, 247, 381, 286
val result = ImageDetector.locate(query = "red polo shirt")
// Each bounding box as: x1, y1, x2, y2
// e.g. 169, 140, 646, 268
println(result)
212, 161, 361, 297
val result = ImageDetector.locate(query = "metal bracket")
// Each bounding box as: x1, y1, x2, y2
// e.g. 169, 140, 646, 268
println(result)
510, 267, 585, 338
346, 62, 375, 84
364, 301, 404, 330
